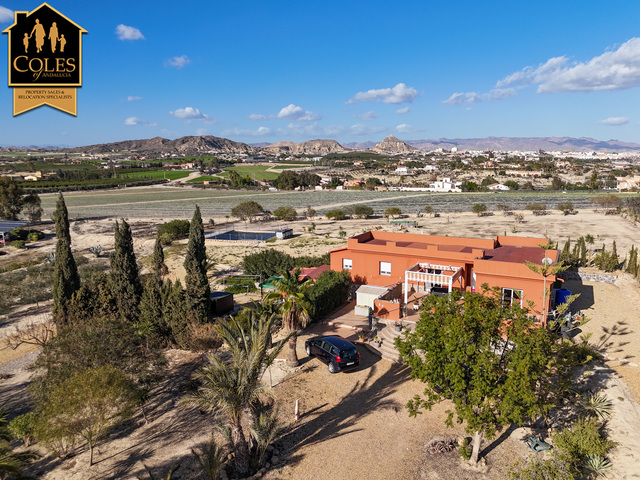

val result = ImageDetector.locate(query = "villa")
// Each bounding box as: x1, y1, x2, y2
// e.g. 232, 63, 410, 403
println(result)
330, 231, 559, 324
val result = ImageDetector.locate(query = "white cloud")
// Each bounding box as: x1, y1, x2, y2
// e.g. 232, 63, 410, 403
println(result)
347, 83, 418, 104
497, 38, 640, 93
221, 126, 272, 137
127, 95, 142, 102
124, 117, 157, 127
599, 117, 629, 126
276, 104, 321, 121
170, 107, 206, 119
395, 106, 410, 114
115, 24, 144, 41
0, 6, 13, 23
442, 88, 515, 105
354, 111, 378, 121
165, 55, 191, 69
396, 123, 421, 134
248, 113, 269, 120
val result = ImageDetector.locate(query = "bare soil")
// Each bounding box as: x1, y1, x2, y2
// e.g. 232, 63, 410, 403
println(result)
1, 209, 640, 479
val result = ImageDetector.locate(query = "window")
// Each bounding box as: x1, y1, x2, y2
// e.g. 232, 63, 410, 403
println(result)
380, 261, 391, 276
502, 288, 523, 307
342, 258, 353, 270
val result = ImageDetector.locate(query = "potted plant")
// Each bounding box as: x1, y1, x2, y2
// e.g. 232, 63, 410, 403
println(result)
357, 330, 367, 342
394, 320, 403, 332
373, 335, 381, 348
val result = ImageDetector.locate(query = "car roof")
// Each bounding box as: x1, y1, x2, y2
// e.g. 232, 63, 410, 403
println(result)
313, 335, 356, 350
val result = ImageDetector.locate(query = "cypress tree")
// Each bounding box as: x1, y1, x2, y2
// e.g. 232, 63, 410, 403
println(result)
52, 193, 80, 327
611, 241, 619, 269
151, 233, 168, 283
184, 206, 210, 324
559, 238, 571, 265
578, 237, 587, 267
137, 279, 167, 348
164, 280, 188, 348
110, 219, 142, 321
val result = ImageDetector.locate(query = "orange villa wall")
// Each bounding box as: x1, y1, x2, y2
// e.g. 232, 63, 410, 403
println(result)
330, 231, 557, 319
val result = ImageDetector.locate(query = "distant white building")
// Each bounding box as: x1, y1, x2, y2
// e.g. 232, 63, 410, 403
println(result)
394, 166, 412, 175
617, 176, 640, 191
426, 177, 462, 192
487, 183, 510, 191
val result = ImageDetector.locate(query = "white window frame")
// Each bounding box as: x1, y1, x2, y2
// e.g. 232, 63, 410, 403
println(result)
501, 288, 523, 307
342, 258, 353, 270
380, 261, 391, 276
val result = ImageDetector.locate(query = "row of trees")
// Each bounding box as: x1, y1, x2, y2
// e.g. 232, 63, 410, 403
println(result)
16, 195, 215, 467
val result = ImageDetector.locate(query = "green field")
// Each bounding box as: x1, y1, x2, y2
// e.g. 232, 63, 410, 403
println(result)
187, 175, 222, 183
37, 187, 625, 220
220, 165, 301, 180
120, 170, 190, 180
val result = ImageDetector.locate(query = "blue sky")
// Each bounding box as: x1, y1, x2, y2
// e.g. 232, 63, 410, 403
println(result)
1, 0, 640, 147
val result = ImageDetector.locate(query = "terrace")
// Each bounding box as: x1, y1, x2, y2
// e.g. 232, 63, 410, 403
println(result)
403, 262, 464, 304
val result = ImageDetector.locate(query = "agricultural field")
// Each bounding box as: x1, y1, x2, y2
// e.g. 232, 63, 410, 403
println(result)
37, 186, 634, 220
217, 164, 302, 181
120, 170, 190, 180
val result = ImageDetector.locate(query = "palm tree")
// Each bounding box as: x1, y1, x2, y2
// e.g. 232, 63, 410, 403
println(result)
264, 269, 314, 367
182, 313, 288, 478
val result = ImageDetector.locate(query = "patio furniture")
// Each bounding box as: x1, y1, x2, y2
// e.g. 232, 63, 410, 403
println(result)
525, 436, 551, 453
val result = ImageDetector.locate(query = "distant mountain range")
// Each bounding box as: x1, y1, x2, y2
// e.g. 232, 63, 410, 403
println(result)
3, 135, 639, 156
404, 136, 640, 152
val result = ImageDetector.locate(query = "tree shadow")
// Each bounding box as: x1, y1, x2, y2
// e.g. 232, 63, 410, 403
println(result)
275, 353, 409, 468
481, 424, 518, 458
561, 279, 594, 311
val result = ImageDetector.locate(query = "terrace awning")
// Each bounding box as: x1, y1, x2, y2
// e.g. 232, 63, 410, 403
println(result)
403, 262, 464, 304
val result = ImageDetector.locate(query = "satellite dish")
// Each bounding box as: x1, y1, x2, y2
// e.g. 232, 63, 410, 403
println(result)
542, 257, 553, 266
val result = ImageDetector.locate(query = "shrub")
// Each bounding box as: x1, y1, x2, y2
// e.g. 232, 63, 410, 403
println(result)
10, 240, 26, 249
353, 205, 374, 218
157, 220, 190, 245
557, 202, 575, 215
471, 204, 488, 216
272, 206, 298, 221
459, 437, 472, 460
508, 452, 576, 480
8, 412, 37, 446
242, 250, 329, 281
384, 207, 402, 218
305, 270, 351, 321
8, 228, 28, 240
27, 230, 45, 241
325, 209, 346, 220
552, 417, 616, 464
526, 203, 547, 215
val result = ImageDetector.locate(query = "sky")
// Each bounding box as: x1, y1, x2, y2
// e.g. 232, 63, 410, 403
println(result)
1, 0, 640, 148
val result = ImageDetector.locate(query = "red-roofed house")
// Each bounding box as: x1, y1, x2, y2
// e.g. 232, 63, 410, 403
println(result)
330, 231, 559, 325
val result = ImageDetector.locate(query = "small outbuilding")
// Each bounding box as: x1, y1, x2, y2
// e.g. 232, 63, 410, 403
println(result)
210, 291, 234, 315
275, 227, 293, 240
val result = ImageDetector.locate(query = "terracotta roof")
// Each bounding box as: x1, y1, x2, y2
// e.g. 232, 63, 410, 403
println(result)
484, 245, 552, 264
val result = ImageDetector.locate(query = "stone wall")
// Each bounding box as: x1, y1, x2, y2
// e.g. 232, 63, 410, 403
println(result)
559, 270, 618, 284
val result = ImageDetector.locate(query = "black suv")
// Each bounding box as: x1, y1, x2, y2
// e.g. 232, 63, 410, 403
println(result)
305, 335, 360, 373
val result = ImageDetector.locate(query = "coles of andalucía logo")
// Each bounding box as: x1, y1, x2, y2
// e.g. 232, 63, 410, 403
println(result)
3, 3, 87, 115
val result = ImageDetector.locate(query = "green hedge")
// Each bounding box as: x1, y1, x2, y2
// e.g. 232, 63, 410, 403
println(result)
305, 270, 351, 321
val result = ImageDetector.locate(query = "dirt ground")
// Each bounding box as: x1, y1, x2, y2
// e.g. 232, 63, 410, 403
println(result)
1, 209, 640, 479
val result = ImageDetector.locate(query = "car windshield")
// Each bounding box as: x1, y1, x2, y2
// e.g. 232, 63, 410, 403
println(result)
341, 347, 357, 357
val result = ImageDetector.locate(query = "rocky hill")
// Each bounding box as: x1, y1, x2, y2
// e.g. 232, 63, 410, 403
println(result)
262, 139, 347, 155
63, 135, 256, 156
370, 136, 418, 154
